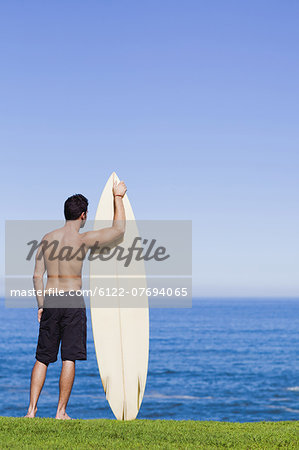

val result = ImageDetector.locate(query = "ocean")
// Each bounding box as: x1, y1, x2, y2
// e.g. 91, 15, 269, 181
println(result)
0, 298, 298, 422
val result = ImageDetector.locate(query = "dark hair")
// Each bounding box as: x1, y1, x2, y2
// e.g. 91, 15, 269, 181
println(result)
64, 194, 88, 220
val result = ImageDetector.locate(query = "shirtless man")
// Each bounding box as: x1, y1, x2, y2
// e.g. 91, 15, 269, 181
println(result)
25, 180, 127, 419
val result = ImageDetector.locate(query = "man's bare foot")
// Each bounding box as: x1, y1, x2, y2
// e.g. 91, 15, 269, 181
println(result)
55, 412, 72, 420
25, 407, 37, 418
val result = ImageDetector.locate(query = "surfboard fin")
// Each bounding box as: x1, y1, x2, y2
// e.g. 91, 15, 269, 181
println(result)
103, 377, 109, 401
137, 376, 142, 411
121, 401, 127, 421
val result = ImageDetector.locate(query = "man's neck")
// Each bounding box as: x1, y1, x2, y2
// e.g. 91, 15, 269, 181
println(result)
64, 219, 81, 233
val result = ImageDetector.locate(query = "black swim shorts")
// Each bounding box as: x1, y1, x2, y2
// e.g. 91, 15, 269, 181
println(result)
35, 292, 87, 365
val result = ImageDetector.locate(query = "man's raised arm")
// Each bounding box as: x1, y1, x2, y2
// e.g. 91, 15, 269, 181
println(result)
81, 180, 127, 248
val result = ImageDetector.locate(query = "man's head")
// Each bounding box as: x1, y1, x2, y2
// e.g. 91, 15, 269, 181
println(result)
64, 194, 88, 227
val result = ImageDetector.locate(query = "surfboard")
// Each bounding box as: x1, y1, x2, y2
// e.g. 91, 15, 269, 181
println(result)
89, 172, 149, 420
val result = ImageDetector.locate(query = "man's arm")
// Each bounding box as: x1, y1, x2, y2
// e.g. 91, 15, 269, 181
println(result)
33, 241, 46, 321
81, 180, 127, 248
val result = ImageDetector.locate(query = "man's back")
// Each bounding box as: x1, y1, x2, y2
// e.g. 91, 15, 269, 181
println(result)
43, 225, 86, 292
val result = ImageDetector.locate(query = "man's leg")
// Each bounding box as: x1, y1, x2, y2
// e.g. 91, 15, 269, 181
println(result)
25, 360, 48, 418
55, 360, 75, 420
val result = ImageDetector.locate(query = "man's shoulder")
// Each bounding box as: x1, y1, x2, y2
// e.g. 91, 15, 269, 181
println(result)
43, 227, 63, 241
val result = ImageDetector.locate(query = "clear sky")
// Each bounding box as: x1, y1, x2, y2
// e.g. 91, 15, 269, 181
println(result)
1, 1, 298, 297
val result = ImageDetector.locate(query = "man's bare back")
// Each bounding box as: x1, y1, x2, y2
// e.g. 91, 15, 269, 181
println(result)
42, 225, 86, 292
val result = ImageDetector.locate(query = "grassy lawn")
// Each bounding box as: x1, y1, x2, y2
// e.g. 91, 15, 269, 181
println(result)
0, 417, 298, 449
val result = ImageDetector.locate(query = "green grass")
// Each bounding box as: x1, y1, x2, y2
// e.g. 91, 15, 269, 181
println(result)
0, 417, 298, 449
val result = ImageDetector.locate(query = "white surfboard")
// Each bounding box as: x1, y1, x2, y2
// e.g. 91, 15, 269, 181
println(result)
89, 172, 149, 420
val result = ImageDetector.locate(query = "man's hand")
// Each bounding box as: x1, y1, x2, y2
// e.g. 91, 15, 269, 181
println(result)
113, 181, 127, 198
38, 308, 43, 323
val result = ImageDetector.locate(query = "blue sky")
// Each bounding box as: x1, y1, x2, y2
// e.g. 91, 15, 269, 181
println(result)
1, 1, 298, 297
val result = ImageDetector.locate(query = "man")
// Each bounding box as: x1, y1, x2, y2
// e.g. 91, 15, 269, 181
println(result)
25, 180, 127, 419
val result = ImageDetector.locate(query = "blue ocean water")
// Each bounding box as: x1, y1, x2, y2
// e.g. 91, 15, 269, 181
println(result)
0, 298, 298, 422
